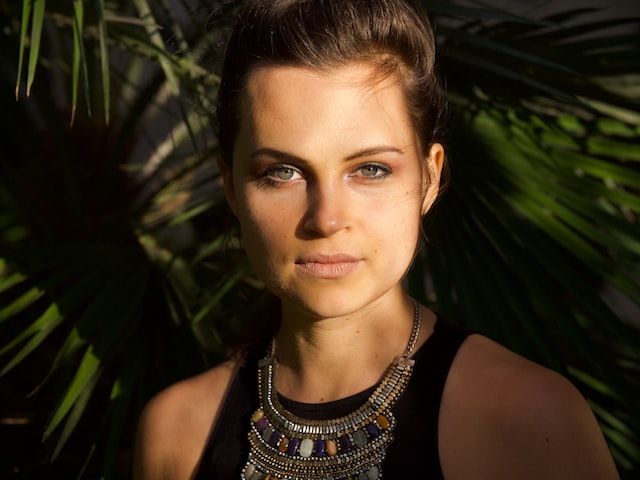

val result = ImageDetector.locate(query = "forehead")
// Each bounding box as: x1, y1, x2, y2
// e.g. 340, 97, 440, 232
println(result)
242, 61, 403, 109
236, 63, 417, 154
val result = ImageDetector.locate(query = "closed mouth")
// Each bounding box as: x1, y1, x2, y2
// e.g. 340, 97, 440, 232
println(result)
295, 254, 361, 278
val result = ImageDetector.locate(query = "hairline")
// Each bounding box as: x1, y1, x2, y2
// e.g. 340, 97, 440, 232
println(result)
227, 54, 428, 167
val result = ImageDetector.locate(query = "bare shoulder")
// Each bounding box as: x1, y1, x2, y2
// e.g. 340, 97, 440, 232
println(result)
133, 357, 241, 480
439, 334, 619, 480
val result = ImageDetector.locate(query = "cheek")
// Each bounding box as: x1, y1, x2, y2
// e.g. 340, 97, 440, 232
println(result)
237, 197, 292, 256
237, 215, 278, 280
368, 200, 422, 251
380, 200, 422, 253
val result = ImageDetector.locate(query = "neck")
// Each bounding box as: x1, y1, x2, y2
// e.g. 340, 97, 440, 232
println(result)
273, 291, 423, 403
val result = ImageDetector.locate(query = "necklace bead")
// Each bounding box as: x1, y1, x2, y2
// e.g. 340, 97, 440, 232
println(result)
242, 299, 421, 480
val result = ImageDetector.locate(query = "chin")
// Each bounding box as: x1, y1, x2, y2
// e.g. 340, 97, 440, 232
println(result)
278, 286, 387, 320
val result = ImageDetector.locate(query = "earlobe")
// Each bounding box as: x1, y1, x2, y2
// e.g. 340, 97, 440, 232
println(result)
421, 143, 444, 215
216, 156, 237, 216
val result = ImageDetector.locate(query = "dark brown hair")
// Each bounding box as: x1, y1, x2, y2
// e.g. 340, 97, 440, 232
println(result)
216, 0, 448, 175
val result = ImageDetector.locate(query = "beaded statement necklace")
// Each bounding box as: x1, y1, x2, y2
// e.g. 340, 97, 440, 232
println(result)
242, 299, 421, 480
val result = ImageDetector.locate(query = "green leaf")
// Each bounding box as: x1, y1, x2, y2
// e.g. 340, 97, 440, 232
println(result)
0, 270, 26, 294
0, 286, 43, 323
44, 256, 150, 449
438, 25, 575, 75
70, 0, 91, 123
100, 341, 148, 477
560, 151, 640, 190
131, 0, 180, 95
44, 345, 101, 440
0, 302, 64, 375
192, 259, 249, 325
588, 136, 640, 162
50, 365, 101, 461
15, 0, 33, 99
446, 49, 578, 104
44, 253, 150, 378
26, 0, 47, 97
96, 0, 111, 124
169, 199, 216, 226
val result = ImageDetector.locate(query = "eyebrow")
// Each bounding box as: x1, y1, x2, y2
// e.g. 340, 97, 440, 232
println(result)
250, 148, 304, 164
345, 145, 404, 161
250, 145, 405, 163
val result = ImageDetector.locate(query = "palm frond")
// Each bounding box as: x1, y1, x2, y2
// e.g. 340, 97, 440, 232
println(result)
1, 0, 639, 477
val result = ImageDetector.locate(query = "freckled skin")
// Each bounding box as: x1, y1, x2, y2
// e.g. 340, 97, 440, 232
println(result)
224, 63, 442, 320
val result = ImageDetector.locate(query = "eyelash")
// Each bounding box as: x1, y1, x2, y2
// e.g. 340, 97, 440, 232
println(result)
257, 162, 392, 187
354, 163, 392, 179
258, 165, 303, 187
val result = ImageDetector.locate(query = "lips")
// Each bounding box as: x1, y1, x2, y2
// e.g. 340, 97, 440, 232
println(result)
295, 254, 362, 278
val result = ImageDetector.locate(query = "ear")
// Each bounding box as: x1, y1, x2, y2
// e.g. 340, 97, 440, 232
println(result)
421, 143, 444, 216
216, 155, 237, 216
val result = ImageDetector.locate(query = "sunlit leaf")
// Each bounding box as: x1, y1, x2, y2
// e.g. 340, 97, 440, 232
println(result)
26, 0, 47, 97
0, 286, 43, 322
131, 0, 180, 95
44, 345, 101, 440
50, 365, 101, 461
0, 302, 63, 375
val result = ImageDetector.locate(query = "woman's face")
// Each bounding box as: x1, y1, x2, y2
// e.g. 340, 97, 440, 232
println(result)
223, 63, 443, 319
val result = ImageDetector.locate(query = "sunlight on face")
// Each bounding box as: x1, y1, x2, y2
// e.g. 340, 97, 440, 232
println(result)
223, 63, 443, 318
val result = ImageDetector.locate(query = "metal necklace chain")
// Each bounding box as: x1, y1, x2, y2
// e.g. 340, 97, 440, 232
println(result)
403, 297, 421, 357
242, 299, 421, 480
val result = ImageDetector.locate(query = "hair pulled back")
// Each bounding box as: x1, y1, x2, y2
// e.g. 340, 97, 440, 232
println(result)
217, 0, 447, 167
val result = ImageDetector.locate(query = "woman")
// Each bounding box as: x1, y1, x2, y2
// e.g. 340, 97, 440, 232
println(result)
134, 0, 619, 478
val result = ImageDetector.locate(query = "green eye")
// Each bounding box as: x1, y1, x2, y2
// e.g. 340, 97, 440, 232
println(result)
358, 163, 391, 178
276, 167, 296, 180
261, 164, 302, 184
361, 165, 381, 177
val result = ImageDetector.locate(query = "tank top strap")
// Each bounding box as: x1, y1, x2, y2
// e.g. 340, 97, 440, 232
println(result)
193, 347, 263, 479
383, 316, 474, 478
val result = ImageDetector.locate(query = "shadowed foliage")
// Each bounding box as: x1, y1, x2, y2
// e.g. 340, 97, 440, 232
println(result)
1, 0, 639, 477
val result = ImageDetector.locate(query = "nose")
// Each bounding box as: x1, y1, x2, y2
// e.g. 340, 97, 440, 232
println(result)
302, 181, 349, 237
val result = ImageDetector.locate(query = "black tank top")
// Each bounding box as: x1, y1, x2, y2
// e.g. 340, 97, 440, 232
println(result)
193, 318, 473, 478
